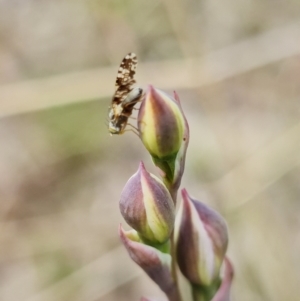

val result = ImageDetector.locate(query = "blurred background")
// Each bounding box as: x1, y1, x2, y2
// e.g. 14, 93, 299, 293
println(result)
1, 0, 300, 300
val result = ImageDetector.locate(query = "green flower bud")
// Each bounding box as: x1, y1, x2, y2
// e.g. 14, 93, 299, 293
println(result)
174, 189, 228, 288
138, 86, 188, 190
119, 162, 175, 244
138, 85, 184, 158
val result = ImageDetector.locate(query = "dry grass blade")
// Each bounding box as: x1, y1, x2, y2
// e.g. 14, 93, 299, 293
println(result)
0, 21, 300, 117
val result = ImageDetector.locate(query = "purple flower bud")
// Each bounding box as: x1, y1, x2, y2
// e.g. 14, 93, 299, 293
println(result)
119, 226, 180, 301
211, 257, 234, 301
138, 86, 185, 159
137, 86, 189, 198
119, 162, 175, 244
174, 189, 228, 287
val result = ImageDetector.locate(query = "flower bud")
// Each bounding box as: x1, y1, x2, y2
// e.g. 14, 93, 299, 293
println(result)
119, 162, 175, 244
138, 86, 188, 188
138, 85, 185, 159
119, 226, 180, 301
211, 257, 234, 301
174, 189, 228, 287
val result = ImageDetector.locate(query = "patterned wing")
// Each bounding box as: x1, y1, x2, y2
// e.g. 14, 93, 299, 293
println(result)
112, 53, 138, 105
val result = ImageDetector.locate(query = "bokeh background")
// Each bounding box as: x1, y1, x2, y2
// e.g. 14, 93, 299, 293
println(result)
1, 1, 300, 300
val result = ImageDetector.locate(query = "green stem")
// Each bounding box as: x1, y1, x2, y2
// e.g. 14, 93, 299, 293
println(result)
192, 286, 210, 301
192, 282, 219, 301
